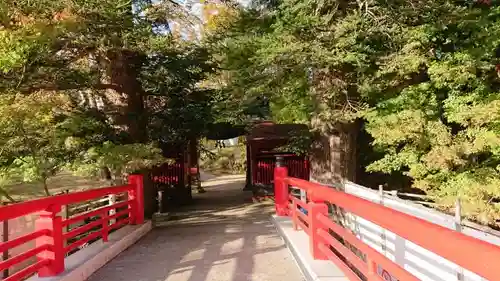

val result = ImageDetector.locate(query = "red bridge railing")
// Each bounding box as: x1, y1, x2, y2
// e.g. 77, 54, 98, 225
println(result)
254, 153, 309, 186
274, 163, 500, 281
0, 175, 144, 281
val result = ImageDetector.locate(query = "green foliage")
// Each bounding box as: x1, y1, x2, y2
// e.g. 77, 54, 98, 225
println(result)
200, 143, 246, 175
207, 0, 500, 224
142, 45, 217, 143
360, 2, 500, 223
69, 142, 169, 184
205, 8, 314, 125
0, 167, 18, 202
5, 0, 500, 226
0, 94, 71, 195
0, 0, 217, 198
273, 132, 313, 156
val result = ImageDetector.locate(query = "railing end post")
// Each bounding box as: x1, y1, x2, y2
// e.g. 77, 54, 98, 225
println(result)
274, 156, 289, 216
309, 201, 328, 260
35, 205, 65, 277
128, 174, 145, 225
292, 200, 299, 230
367, 258, 378, 281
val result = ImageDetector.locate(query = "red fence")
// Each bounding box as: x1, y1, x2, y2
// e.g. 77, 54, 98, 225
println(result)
0, 175, 144, 281
150, 162, 185, 187
254, 154, 309, 186
149, 160, 192, 213
273, 165, 500, 281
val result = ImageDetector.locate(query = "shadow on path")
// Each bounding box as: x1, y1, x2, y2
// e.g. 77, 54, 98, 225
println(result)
88, 173, 304, 281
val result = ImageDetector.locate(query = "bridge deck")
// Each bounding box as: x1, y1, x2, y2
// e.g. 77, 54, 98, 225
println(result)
88, 173, 305, 281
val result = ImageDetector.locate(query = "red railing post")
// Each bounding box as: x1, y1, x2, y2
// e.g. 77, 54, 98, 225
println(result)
128, 174, 144, 225
292, 199, 298, 230
367, 258, 378, 281
102, 212, 109, 242
35, 205, 64, 277
274, 156, 289, 216
309, 201, 328, 260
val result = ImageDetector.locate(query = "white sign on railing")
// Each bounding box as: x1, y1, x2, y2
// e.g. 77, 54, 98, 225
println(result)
378, 265, 399, 281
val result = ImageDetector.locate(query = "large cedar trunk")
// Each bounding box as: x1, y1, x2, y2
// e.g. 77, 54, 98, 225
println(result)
309, 115, 360, 231
308, 67, 360, 187
102, 49, 147, 143
309, 120, 358, 188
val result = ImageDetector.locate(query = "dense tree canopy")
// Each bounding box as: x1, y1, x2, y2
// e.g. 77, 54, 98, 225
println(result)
3, 0, 500, 225
206, 0, 500, 224
0, 0, 216, 196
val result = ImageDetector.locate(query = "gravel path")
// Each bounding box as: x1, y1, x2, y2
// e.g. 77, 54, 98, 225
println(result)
88, 174, 304, 281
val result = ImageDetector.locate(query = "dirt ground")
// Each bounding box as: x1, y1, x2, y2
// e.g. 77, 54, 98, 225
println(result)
4, 171, 108, 202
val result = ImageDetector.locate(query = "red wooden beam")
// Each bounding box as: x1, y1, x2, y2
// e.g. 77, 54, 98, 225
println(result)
283, 177, 500, 281
0, 185, 133, 221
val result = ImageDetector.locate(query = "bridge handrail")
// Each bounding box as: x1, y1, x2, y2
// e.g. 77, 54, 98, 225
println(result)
0, 175, 144, 281
274, 165, 500, 281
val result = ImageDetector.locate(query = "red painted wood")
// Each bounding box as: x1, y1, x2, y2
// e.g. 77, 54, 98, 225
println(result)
0, 185, 133, 221
290, 196, 307, 209
109, 218, 131, 230
0, 229, 49, 254
63, 220, 103, 240
150, 161, 184, 186
254, 155, 309, 185
273, 165, 288, 216
102, 210, 110, 243
297, 219, 309, 235
36, 206, 64, 277
3, 260, 49, 281
64, 231, 102, 254
291, 198, 298, 230
0, 174, 144, 278
296, 209, 308, 224
309, 202, 328, 260
109, 209, 131, 220
316, 213, 419, 281
280, 176, 500, 281
0, 245, 50, 272
128, 175, 144, 225
317, 243, 363, 281
62, 200, 130, 227
316, 228, 368, 276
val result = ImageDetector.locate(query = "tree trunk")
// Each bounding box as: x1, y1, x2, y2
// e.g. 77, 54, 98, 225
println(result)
309, 118, 359, 187
0, 188, 16, 203
100, 166, 115, 186
101, 50, 147, 143
244, 143, 252, 190
42, 179, 50, 196
189, 139, 205, 193
308, 68, 361, 231
101, 166, 112, 180
341, 121, 360, 183
309, 116, 360, 229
